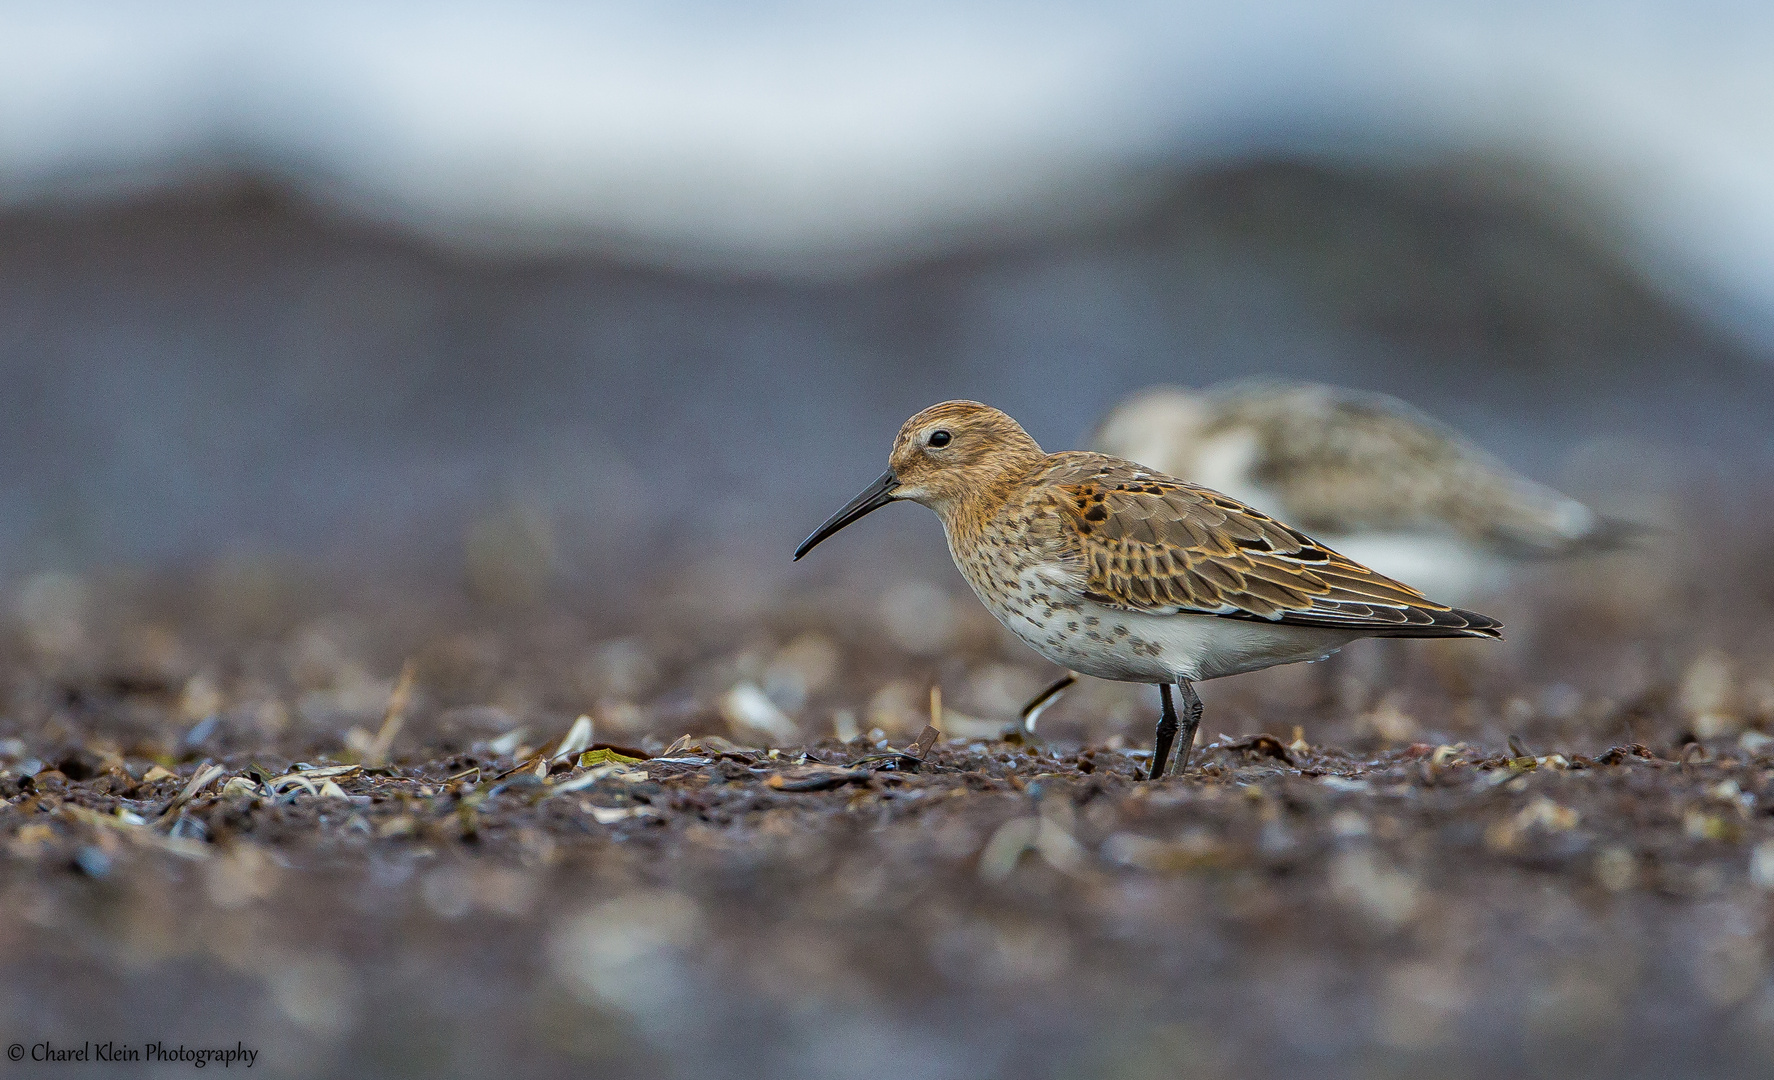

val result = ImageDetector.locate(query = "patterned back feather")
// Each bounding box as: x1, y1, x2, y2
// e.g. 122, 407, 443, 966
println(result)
1027, 453, 1502, 638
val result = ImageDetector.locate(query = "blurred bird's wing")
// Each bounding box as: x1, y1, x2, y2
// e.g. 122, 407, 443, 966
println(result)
1034, 454, 1502, 637
1206, 380, 1613, 554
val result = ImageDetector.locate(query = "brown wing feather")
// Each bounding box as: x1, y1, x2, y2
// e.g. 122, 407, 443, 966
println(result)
1037, 454, 1502, 638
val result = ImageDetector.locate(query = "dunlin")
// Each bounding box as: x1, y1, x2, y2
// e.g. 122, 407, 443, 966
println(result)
1093, 380, 1634, 604
795, 400, 1501, 779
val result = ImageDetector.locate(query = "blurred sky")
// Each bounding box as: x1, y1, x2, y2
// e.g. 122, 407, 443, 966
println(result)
4, 2, 1774, 333
0, 1, 1771, 576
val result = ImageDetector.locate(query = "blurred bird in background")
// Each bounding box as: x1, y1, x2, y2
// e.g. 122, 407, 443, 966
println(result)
1091, 380, 1639, 605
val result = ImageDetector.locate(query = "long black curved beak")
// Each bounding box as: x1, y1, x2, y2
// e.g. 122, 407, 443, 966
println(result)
793, 470, 900, 560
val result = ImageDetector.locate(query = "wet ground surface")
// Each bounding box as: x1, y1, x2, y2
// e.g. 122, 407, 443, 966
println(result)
4, 521, 1774, 1079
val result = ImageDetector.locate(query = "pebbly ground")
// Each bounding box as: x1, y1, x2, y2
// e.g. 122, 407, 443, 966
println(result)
4, 518, 1774, 1079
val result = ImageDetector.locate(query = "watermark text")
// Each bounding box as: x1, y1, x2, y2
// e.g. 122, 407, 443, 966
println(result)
8, 1041, 256, 1068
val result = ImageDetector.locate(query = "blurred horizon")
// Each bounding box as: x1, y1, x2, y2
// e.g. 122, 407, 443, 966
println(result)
5, 3, 1774, 331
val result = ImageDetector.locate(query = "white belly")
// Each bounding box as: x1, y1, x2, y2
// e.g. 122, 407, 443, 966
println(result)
977, 571, 1361, 684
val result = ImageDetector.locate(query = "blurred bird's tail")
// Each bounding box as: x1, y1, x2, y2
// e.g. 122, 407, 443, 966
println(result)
1578, 514, 1655, 553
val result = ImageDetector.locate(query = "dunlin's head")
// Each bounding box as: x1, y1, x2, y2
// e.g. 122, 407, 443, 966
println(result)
886, 401, 1044, 506
793, 400, 1044, 560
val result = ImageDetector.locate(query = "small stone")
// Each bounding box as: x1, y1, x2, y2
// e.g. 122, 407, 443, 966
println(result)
1751, 841, 1774, 891
1595, 846, 1637, 892
73, 846, 112, 878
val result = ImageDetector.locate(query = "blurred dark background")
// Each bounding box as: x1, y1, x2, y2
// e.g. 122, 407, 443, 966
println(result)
1, 5, 1771, 588
2, 162, 1770, 587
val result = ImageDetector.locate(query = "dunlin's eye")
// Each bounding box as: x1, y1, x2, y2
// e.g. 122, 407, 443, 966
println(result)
927, 430, 952, 448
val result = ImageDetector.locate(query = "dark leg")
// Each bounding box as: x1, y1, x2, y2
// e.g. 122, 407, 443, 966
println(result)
1172, 681, 1204, 774
1148, 684, 1180, 781
1019, 673, 1077, 734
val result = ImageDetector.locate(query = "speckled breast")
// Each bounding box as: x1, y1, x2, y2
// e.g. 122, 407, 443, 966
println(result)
945, 523, 1358, 685
947, 532, 1181, 684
